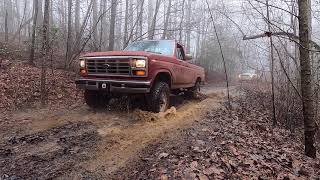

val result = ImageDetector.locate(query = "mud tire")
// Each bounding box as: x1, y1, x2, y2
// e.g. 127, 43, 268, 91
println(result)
148, 81, 170, 113
84, 90, 109, 109
185, 80, 201, 99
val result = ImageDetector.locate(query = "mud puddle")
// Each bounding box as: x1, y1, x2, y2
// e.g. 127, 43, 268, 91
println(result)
0, 122, 100, 179
0, 86, 229, 179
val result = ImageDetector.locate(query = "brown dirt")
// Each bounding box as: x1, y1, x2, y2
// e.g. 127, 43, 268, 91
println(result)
0, 85, 229, 179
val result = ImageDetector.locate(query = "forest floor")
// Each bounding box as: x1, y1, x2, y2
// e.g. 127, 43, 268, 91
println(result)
0, 83, 319, 179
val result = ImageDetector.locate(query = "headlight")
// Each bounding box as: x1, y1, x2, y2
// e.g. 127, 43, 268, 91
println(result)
134, 59, 146, 68
80, 59, 85, 68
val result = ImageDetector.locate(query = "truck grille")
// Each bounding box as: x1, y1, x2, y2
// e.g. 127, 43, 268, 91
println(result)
86, 58, 131, 76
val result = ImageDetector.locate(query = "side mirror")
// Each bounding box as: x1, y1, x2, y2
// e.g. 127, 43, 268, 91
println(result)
185, 54, 193, 61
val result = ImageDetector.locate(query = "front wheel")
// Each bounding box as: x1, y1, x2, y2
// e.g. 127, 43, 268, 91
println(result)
148, 81, 170, 113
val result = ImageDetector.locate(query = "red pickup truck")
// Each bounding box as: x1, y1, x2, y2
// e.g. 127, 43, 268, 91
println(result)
76, 40, 205, 112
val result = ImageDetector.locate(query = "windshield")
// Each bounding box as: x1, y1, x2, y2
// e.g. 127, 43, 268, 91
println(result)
124, 40, 174, 56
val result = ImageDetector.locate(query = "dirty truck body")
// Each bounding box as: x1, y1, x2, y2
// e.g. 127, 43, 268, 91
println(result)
75, 40, 205, 112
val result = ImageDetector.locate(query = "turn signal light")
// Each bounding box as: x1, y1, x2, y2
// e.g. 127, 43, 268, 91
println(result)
134, 70, 146, 76
80, 69, 87, 76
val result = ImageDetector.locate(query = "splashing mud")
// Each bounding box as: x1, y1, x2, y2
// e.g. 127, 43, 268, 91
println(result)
81, 90, 227, 176
0, 85, 233, 179
132, 107, 177, 122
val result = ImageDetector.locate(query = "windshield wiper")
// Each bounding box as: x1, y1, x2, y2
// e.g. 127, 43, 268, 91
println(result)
145, 50, 162, 54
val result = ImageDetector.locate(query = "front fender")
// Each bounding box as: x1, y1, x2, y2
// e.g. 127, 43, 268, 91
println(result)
150, 69, 173, 87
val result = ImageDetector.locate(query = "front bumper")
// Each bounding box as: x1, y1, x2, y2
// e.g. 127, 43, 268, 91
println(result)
75, 78, 151, 94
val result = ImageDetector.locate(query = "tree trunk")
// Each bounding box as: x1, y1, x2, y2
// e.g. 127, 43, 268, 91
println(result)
162, 0, 172, 39
128, 0, 134, 39
16, 0, 28, 43
298, 0, 318, 158
99, 0, 107, 50
40, 0, 50, 106
149, 0, 161, 40
60, 0, 66, 36
266, 0, 277, 126
179, 0, 186, 43
108, 0, 117, 51
75, 0, 80, 39
49, 0, 54, 25
186, 0, 191, 52
5, 10, 8, 42
67, 1, 93, 68
115, 0, 122, 50
29, 0, 38, 66
147, 0, 154, 39
123, 0, 129, 49
13, 0, 32, 42
65, 0, 72, 69
37, 0, 43, 28
138, 0, 144, 40
92, 0, 98, 50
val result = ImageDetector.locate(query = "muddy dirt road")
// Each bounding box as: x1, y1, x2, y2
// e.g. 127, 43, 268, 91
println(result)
0, 85, 232, 179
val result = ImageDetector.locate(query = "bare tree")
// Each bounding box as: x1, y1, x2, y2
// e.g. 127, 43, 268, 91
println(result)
162, 0, 172, 39
137, 0, 144, 40
147, 0, 154, 39
298, 0, 318, 158
29, 0, 39, 66
108, 0, 117, 51
266, 0, 277, 126
148, 0, 161, 40
99, 0, 107, 50
12, 0, 32, 42
123, 0, 129, 48
65, 0, 72, 69
75, 0, 80, 40
186, 0, 191, 52
40, 0, 50, 106
4, 9, 8, 42
92, 0, 98, 50
37, 0, 43, 28
179, 0, 186, 42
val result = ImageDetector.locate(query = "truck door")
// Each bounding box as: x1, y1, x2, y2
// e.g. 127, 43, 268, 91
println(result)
176, 45, 194, 86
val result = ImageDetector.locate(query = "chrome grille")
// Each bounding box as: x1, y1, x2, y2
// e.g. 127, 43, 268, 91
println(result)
86, 58, 131, 76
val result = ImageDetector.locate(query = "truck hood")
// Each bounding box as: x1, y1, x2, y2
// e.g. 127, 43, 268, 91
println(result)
82, 51, 168, 58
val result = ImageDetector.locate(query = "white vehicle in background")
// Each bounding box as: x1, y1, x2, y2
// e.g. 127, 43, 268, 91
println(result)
238, 70, 258, 82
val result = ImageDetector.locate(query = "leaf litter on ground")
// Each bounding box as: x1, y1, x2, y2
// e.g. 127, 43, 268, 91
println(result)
113, 87, 320, 179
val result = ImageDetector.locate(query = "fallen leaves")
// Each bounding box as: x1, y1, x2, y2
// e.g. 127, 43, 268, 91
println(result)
116, 87, 320, 179
203, 166, 224, 175
0, 61, 83, 114
190, 161, 198, 169
228, 145, 240, 156
198, 174, 209, 180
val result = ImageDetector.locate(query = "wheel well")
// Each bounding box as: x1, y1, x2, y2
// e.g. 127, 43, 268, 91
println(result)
153, 72, 171, 88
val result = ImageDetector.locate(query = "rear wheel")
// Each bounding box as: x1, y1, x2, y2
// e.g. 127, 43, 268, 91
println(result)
148, 81, 170, 113
185, 80, 201, 99
84, 90, 110, 109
